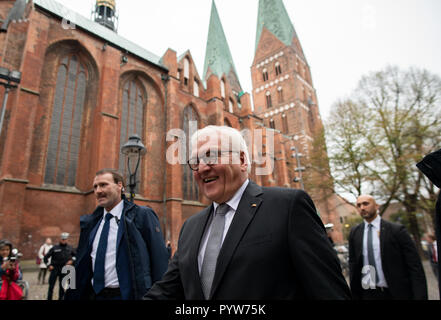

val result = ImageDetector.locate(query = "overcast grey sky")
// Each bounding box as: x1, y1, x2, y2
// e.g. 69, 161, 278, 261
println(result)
63, 0, 441, 120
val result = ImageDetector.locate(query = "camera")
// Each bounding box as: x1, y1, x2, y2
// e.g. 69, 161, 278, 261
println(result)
4, 248, 22, 263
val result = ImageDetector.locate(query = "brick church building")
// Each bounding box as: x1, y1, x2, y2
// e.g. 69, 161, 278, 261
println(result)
0, 0, 347, 257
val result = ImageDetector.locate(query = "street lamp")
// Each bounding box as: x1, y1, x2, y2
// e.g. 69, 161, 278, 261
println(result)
121, 134, 146, 202
0, 67, 21, 137
291, 146, 305, 190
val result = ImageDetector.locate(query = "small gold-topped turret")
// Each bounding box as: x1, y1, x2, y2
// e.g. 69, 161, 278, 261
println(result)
93, 0, 118, 32
96, 0, 115, 11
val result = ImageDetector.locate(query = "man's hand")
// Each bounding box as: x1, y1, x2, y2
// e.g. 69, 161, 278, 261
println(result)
48, 265, 54, 271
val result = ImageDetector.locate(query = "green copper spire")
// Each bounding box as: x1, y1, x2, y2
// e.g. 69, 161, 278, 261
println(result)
255, 0, 297, 52
203, 0, 242, 92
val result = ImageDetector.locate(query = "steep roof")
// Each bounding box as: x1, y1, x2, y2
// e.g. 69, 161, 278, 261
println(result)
203, 0, 242, 92
255, 0, 297, 52
33, 0, 166, 70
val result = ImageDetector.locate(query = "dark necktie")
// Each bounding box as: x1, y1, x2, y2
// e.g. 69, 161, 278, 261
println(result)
93, 212, 113, 294
200, 203, 230, 299
367, 223, 378, 285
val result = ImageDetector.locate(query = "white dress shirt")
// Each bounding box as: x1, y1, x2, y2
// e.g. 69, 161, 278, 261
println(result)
362, 215, 388, 288
90, 200, 124, 288
198, 179, 249, 273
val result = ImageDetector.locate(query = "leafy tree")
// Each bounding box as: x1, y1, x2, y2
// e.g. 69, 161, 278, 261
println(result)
326, 66, 441, 255
303, 126, 335, 204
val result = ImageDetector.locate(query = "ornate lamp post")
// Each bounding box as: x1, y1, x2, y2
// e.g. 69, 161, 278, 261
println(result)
121, 134, 146, 202
290, 146, 305, 190
0, 67, 21, 137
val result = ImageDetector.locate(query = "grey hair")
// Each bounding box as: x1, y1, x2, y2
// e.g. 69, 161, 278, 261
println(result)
190, 125, 251, 172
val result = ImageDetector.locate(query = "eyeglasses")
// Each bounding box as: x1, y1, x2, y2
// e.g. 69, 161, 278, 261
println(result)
187, 150, 239, 171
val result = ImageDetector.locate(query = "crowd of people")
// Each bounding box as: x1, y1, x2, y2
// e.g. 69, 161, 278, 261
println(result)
1, 126, 440, 301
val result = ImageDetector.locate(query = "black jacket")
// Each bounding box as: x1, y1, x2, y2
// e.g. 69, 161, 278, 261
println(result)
349, 219, 427, 300
417, 147, 441, 297
44, 243, 75, 268
146, 181, 351, 300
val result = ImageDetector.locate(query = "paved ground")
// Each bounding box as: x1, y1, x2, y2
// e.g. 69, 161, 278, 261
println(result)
423, 260, 440, 300
20, 259, 439, 300
22, 269, 60, 300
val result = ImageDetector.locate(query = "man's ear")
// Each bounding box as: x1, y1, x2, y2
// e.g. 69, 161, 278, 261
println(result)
240, 151, 248, 172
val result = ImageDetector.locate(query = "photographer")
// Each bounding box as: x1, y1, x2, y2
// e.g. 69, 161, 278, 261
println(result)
0, 239, 23, 300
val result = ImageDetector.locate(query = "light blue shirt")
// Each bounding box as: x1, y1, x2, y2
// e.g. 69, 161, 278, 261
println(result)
362, 214, 388, 288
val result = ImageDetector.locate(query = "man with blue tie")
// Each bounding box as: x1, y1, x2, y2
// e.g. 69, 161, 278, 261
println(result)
65, 169, 169, 300
348, 195, 428, 300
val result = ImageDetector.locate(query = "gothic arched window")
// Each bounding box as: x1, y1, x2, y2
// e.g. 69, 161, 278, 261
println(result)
44, 55, 87, 186
266, 91, 272, 108
228, 98, 234, 113
119, 78, 145, 192
262, 68, 269, 82
282, 113, 288, 133
182, 106, 199, 201
220, 79, 226, 99
269, 118, 275, 129
278, 86, 284, 103
193, 78, 199, 97
275, 62, 282, 76
183, 58, 190, 86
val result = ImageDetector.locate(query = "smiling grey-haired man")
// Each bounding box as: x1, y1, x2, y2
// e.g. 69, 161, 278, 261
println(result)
145, 125, 351, 300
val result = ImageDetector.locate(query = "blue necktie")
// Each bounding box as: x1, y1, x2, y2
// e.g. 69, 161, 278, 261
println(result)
93, 213, 113, 294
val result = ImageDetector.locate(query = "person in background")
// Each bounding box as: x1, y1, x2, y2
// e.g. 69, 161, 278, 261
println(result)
325, 223, 335, 246
44, 232, 75, 300
426, 234, 438, 280
0, 239, 23, 300
348, 195, 427, 300
37, 238, 53, 284
166, 241, 172, 261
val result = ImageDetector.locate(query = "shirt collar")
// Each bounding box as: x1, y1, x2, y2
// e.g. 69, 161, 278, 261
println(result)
364, 214, 381, 229
213, 179, 249, 213
104, 199, 124, 219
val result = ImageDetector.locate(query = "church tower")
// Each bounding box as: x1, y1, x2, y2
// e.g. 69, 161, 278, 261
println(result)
252, 0, 341, 239
203, 0, 243, 104
93, 0, 118, 31
252, 0, 322, 156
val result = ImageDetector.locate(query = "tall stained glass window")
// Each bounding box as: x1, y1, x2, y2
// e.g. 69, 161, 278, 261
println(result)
45, 55, 87, 186
119, 79, 145, 193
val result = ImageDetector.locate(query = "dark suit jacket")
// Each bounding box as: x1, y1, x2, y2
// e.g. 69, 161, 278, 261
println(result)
145, 181, 351, 300
416, 148, 441, 297
65, 199, 169, 300
348, 219, 427, 300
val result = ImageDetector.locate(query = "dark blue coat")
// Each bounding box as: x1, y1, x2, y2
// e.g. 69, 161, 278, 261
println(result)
65, 199, 169, 300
